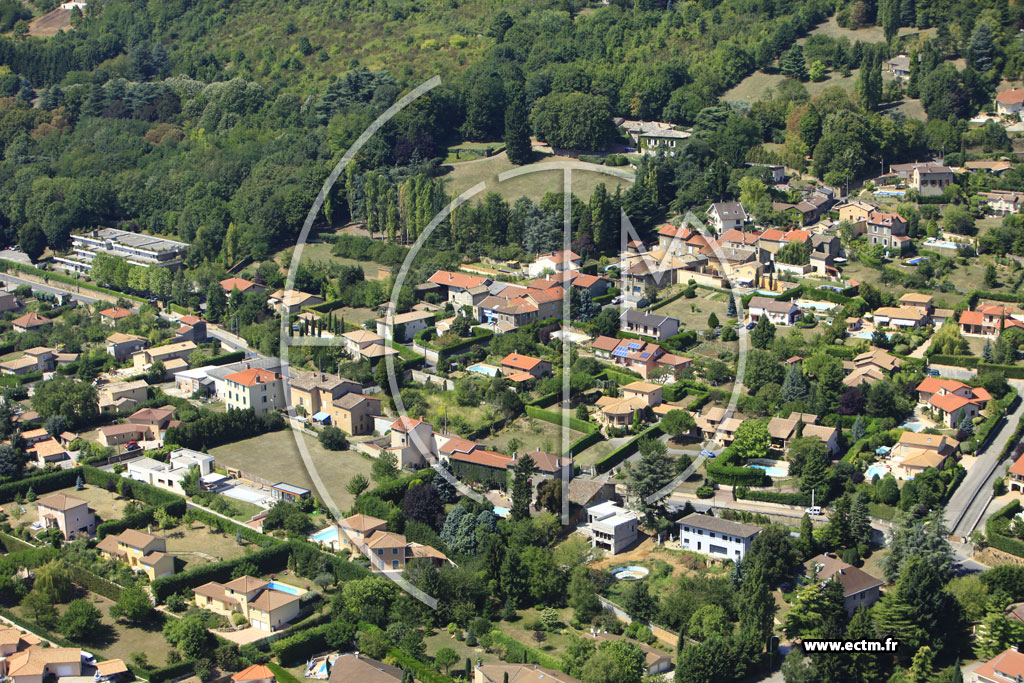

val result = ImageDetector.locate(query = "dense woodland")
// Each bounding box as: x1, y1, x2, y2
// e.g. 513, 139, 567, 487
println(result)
0, 0, 1019, 279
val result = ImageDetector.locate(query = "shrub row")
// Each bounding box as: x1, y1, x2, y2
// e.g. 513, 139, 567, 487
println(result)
973, 390, 1019, 451
207, 350, 247, 366
705, 449, 770, 487
0, 467, 80, 503
436, 330, 494, 361
928, 354, 980, 368
568, 430, 603, 457
150, 542, 292, 602
736, 488, 812, 507
187, 506, 279, 548
0, 530, 36, 552
269, 622, 334, 665
601, 367, 644, 386
986, 500, 1024, 558
65, 562, 124, 601
594, 425, 663, 474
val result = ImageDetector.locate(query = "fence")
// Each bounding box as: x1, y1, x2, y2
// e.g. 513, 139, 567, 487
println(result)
596, 596, 682, 648
410, 370, 454, 390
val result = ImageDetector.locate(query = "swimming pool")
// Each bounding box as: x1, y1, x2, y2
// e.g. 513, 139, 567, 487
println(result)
267, 581, 303, 596
309, 526, 338, 544
611, 566, 650, 581
493, 507, 510, 517
900, 421, 925, 432
798, 301, 836, 311
467, 363, 500, 377
864, 465, 887, 480
749, 464, 788, 478
923, 237, 960, 250
856, 331, 893, 340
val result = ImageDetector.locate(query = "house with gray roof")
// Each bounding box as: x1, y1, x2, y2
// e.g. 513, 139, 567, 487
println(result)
678, 512, 761, 561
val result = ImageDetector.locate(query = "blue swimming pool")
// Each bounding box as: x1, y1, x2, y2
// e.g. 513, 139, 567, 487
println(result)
467, 363, 500, 377
857, 331, 894, 340
864, 465, 887, 480
267, 581, 303, 596
923, 237, 960, 250
749, 464, 788, 478
310, 526, 338, 543
493, 507, 510, 516
900, 421, 925, 432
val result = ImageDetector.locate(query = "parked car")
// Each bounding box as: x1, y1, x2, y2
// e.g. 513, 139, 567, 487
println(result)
124, 441, 141, 451
746, 321, 756, 330
805, 506, 823, 516
700, 449, 716, 459
926, 368, 939, 376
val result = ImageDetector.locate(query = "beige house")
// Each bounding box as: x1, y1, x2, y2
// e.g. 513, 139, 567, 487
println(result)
595, 381, 664, 429
696, 406, 742, 446
99, 307, 134, 326
806, 553, 883, 615
37, 493, 95, 539
11, 312, 52, 333
980, 190, 1024, 216
329, 654, 404, 683
268, 289, 324, 316
891, 431, 958, 480
385, 416, 436, 468
328, 393, 381, 435
99, 379, 150, 412
31, 438, 71, 468
97, 528, 175, 580
338, 513, 388, 554
231, 665, 276, 683
224, 367, 284, 415
4, 647, 82, 683
767, 414, 839, 456
474, 665, 580, 683
132, 341, 197, 370
194, 575, 301, 632
288, 371, 362, 417
99, 423, 156, 447
375, 310, 434, 342
910, 162, 954, 196
106, 333, 148, 361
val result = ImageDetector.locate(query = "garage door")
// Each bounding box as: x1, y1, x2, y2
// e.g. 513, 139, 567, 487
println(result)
56, 665, 74, 676
251, 620, 268, 631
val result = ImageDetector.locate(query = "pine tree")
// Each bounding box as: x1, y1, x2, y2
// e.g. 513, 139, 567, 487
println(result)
750, 315, 775, 349
780, 363, 810, 403
845, 607, 886, 682
958, 412, 974, 437
504, 83, 532, 166
707, 312, 719, 329
780, 45, 808, 81
726, 295, 737, 318
857, 52, 882, 111
590, 183, 617, 254
510, 454, 536, 521
500, 549, 528, 608
851, 415, 866, 442
799, 513, 816, 559
969, 22, 995, 72
983, 339, 994, 363
850, 493, 871, 546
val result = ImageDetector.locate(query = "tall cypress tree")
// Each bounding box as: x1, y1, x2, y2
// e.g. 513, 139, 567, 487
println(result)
504, 83, 532, 165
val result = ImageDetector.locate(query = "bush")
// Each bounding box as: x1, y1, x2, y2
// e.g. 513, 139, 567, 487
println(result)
696, 484, 714, 499
318, 426, 348, 451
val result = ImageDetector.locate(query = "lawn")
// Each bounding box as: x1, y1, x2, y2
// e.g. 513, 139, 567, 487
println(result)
573, 438, 620, 469
13, 591, 174, 668
419, 391, 498, 434
442, 152, 633, 204
807, 15, 935, 43
3, 484, 131, 534
163, 520, 252, 568
723, 68, 861, 104
209, 430, 376, 513
424, 629, 502, 669
653, 287, 731, 333
481, 416, 583, 456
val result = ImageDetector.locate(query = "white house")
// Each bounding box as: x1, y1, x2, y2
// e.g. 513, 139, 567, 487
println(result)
678, 512, 761, 561
997, 88, 1024, 117
124, 449, 214, 494
527, 250, 582, 278
375, 310, 434, 343
747, 296, 800, 326
706, 202, 747, 233
584, 501, 638, 555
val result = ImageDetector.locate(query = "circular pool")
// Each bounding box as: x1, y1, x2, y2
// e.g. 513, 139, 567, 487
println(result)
611, 566, 650, 581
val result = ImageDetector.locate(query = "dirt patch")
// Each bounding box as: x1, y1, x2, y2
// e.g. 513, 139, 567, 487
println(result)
589, 534, 725, 577
29, 8, 72, 37
977, 546, 1024, 567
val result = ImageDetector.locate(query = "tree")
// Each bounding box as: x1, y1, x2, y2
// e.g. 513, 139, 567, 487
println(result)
34, 560, 73, 602
205, 282, 227, 322
511, 453, 537, 521
882, 513, 953, 583
958, 412, 974, 437
581, 640, 645, 683
780, 45, 808, 81
874, 555, 962, 655
943, 205, 975, 235
783, 577, 848, 640
109, 586, 153, 624
318, 426, 348, 451
627, 437, 674, 525
984, 263, 998, 288
500, 547, 528, 608
850, 493, 871, 546
968, 22, 995, 73
661, 409, 695, 440
0, 444, 23, 478
31, 376, 99, 430
371, 451, 399, 482
707, 312, 719, 329
530, 92, 617, 151
851, 415, 866, 442
568, 565, 601, 623
750, 315, 775, 349
341, 577, 398, 628
746, 524, 798, 586
402, 483, 444, 529
18, 223, 46, 262
504, 83, 532, 165
621, 580, 657, 620
780, 364, 809, 404
20, 591, 57, 628
732, 420, 771, 460
346, 473, 369, 497
434, 647, 459, 674
798, 513, 816, 559
798, 439, 830, 495
744, 349, 784, 395
726, 295, 737, 318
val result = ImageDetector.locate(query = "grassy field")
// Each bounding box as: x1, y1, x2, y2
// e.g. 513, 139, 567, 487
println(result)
164, 520, 251, 568
442, 152, 632, 204
723, 68, 861, 104
13, 591, 174, 668
573, 438, 620, 469
275, 243, 388, 281
654, 287, 731, 333
210, 431, 376, 512
807, 15, 936, 42
2, 484, 131, 533
424, 630, 502, 669
480, 416, 583, 456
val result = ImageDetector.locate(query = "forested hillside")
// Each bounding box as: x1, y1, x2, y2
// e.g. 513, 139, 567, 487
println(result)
0, 0, 1019, 273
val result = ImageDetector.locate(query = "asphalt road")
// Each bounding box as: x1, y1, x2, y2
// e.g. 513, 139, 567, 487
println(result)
944, 381, 1024, 539
0, 272, 103, 306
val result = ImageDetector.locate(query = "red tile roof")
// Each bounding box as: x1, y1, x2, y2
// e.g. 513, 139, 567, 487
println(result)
225, 368, 279, 386
974, 647, 1024, 682
100, 307, 133, 319
450, 449, 513, 469
591, 336, 620, 352
220, 277, 258, 293
427, 270, 489, 290
760, 229, 785, 241
391, 416, 424, 432
997, 89, 1024, 105
501, 353, 544, 371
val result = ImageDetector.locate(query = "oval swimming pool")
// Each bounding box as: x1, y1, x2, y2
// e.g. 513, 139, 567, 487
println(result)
611, 566, 650, 581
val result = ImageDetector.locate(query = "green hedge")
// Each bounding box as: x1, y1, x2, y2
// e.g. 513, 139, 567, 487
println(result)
594, 425, 663, 474
150, 542, 293, 603
0, 468, 80, 503
451, 459, 507, 489
270, 622, 334, 665
207, 350, 247, 366
146, 661, 197, 683
736, 489, 811, 506
705, 448, 770, 487
187, 507, 279, 547
928, 354, 980, 368
526, 392, 560, 408
568, 430, 603, 456
66, 562, 124, 601
986, 500, 1024, 557
0, 530, 36, 552
601, 367, 644, 386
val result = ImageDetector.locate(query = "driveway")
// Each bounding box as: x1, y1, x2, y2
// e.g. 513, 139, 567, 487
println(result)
216, 626, 272, 645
